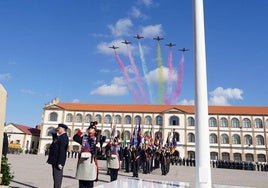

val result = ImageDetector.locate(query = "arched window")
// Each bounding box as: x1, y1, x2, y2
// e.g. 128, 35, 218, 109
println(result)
187, 117, 195, 126
85, 114, 92, 123
234, 153, 242, 161
256, 135, 264, 145
232, 134, 241, 144
104, 114, 112, 124
266, 119, 268, 129
125, 130, 131, 140
135, 115, 141, 124
209, 117, 217, 127
76, 113, 82, 123
222, 152, 230, 161
244, 135, 253, 146
125, 115, 131, 124
145, 116, 152, 125
221, 133, 229, 144
66, 113, 73, 122
245, 153, 254, 162
210, 152, 218, 160
95, 114, 102, 123
47, 127, 55, 136
254, 118, 263, 128
114, 115, 121, 124
257, 154, 266, 162
155, 115, 162, 126
243, 118, 251, 128
231, 118, 240, 128
188, 133, 195, 143
209, 133, 217, 144
220, 117, 228, 127
188, 151, 195, 159
170, 116, 179, 126
49, 112, 58, 121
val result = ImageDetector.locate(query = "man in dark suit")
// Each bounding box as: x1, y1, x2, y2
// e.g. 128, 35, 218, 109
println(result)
49, 123, 69, 188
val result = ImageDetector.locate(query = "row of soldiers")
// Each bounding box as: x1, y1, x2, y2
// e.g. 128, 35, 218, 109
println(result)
212, 160, 268, 171
109, 143, 173, 177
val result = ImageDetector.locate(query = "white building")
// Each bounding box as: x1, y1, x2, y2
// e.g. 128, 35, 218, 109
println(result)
5, 123, 41, 154
39, 99, 268, 162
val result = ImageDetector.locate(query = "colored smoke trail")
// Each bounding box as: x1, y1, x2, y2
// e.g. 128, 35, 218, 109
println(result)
173, 53, 185, 103
157, 43, 164, 104
126, 46, 148, 104
164, 47, 174, 105
114, 50, 140, 103
138, 42, 154, 104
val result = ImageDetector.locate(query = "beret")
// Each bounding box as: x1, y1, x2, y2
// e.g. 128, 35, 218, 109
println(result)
58, 123, 68, 130
88, 121, 97, 129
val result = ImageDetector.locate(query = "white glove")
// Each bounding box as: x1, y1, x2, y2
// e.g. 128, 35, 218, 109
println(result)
58, 164, 63, 170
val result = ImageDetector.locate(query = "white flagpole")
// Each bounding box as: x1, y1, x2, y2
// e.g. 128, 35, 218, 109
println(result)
193, 0, 212, 187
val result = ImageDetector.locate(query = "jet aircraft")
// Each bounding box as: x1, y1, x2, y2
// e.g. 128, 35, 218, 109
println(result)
179, 48, 189, 52
153, 36, 164, 41
133, 34, 144, 39
121, 40, 131, 45
165, 42, 176, 47
109, 45, 119, 49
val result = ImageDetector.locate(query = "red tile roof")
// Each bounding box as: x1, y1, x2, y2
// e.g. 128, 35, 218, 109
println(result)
12, 123, 40, 136
51, 103, 268, 116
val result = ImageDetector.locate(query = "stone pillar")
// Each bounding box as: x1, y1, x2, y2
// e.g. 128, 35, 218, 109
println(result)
0, 84, 8, 184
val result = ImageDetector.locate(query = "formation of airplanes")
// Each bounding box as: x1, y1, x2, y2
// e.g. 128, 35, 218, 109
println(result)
108, 36, 189, 52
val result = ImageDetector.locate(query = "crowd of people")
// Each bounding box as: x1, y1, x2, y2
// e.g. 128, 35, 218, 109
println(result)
45, 122, 268, 188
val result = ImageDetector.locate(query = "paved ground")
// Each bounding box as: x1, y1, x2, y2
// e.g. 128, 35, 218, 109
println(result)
6, 154, 268, 188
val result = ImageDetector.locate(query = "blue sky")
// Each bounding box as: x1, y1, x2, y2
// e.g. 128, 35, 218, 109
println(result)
1, 0, 268, 127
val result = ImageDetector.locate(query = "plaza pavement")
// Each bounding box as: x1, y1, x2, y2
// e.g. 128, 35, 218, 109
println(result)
6, 154, 268, 188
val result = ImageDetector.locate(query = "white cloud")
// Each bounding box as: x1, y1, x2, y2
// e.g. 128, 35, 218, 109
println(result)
140, 0, 153, 7
141, 24, 163, 38
90, 77, 128, 96
178, 99, 195, 105
146, 66, 176, 84
129, 7, 148, 20
0, 73, 11, 81
108, 18, 133, 37
209, 87, 243, 105
72, 99, 80, 103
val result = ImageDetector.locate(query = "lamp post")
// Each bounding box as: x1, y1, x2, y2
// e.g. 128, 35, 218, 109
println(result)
193, 0, 212, 187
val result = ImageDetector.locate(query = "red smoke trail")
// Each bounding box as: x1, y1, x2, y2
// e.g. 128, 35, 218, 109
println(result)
173, 53, 185, 103
114, 50, 140, 103
164, 47, 173, 104
126, 46, 148, 104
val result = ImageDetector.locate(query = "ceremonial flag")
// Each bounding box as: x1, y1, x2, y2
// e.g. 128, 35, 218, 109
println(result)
136, 123, 142, 147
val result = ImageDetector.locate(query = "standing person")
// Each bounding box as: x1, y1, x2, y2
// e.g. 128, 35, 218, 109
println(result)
2, 132, 8, 157
123, 144, 131, 173
48, 124, 69, 188
47, 128, 58, 166
131, 146, 139, 178
107, 137, 121, 182
73, 121, 99, 188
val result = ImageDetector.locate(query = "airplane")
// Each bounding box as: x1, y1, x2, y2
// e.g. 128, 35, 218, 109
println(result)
121, 40, 131, 45
153, 36, 164, 41
133, 34, 144, 40
179, 48, 190, 52
109, 45, 119, 49
165, 42, 176, 47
